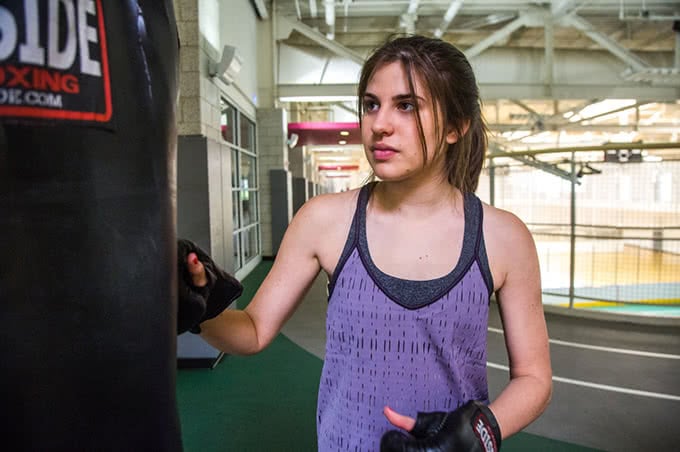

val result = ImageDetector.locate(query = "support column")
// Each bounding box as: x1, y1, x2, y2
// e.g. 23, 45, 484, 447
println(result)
289, 145, 308, 214
257, 108, 291, 257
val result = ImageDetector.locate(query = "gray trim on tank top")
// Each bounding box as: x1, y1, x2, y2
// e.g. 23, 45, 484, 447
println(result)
328, 182, 494, 307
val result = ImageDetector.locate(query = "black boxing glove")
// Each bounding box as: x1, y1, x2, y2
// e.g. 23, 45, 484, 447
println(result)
380, 401, 502, 452
177, 238, 243, 334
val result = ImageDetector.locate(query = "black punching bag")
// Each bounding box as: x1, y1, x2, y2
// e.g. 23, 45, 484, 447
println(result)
0, 1, 181, 450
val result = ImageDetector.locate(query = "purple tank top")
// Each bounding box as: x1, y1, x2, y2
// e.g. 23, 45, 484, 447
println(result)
317, 183, 494, 451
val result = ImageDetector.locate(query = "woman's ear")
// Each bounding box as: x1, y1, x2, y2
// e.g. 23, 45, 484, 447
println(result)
445, 120, 471, 144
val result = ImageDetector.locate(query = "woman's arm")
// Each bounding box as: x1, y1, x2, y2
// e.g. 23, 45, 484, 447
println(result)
199, 194, 333, 355
485, 207, 553, 439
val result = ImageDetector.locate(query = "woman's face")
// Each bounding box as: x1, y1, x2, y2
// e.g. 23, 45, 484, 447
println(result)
361, 61, 457, 183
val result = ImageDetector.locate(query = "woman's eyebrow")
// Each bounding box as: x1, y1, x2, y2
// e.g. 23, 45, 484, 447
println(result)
393, 93, 423, 102
363, 92, 424, 102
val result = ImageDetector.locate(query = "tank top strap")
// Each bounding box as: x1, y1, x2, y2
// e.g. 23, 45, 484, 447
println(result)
464, 191, 494, 297
327, 182, 376, 297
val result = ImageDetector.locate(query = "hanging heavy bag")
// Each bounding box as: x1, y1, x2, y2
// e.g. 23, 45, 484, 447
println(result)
0, 1, 182, 450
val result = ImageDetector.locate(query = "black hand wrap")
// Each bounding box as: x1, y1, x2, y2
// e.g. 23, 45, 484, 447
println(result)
177, 238, 243, 334
380, 401, 502, 452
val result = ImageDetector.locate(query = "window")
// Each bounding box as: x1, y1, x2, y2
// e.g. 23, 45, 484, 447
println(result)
221, 98, 259, 272
240, 113, 255, 152
221, 103, 237, 144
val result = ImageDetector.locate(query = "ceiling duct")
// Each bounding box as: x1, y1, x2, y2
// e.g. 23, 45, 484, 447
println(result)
250, 0, 269, 20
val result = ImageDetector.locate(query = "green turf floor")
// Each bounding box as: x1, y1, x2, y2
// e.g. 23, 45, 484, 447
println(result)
177, 261, 601, 451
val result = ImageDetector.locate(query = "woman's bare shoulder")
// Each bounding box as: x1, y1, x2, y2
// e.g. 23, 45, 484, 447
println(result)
304, 187, 361, 214
293, 188, 359, 224
291, 188, 363, 274
480, 200, 533, 234
480, 202, 538, 281
288, 187, 362, 242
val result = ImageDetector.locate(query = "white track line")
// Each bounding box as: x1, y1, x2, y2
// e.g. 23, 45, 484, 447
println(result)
486, 362, 680, 402
488, 327, 680, 360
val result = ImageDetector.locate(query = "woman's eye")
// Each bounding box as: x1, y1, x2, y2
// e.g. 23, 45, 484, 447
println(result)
398, 102, 414, 112
363, 101, 379, 112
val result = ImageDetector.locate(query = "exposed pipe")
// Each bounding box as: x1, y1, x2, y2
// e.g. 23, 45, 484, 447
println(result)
400, 0, 420, 34
294, 0, 302, 20
324, 0, 335, 39
324, 0, 335, 26
407, 0, 420, 15
434, 0, 464, 38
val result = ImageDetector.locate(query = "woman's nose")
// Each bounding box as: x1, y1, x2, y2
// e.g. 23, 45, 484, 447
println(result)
371, 108, 394, 136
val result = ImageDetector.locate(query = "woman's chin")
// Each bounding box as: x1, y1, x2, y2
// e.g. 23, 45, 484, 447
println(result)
370, 171, 409, 183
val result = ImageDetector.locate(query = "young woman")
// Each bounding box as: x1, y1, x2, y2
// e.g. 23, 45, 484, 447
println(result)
189, 35, 552, 451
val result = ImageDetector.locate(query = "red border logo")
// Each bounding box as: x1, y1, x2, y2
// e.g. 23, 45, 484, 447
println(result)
0, 0, 112, 123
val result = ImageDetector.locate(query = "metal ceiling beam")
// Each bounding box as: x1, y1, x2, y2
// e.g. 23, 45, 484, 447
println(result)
490, 143, 575, 182
464, 15, 527, 58
561, 101, 653, 128
543, 7, 554, 94
276, 16, 365, 65
676, 25, 680, 68
489, 124, 680, 133
550, 0, 575, 17
563, 14, 650, 72
332, 101, 359, 116
501, 101, 654, 143
510, 99, 541, 117
279, 83, 357, 99
278, 82, 679, 101
487, 141, 680, 159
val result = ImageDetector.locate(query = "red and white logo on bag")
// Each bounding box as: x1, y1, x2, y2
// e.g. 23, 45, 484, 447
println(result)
0, 0, 111, 122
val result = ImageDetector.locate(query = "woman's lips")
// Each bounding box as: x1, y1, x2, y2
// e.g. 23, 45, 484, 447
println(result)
372, 145, 397, 161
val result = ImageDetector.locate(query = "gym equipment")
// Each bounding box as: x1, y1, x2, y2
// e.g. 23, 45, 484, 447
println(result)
177, 238, 243, 334
381, 401, 502, 452
1, 1, 181, 450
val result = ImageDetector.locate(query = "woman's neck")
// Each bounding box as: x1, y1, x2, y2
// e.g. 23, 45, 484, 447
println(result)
370, 178, 463, 218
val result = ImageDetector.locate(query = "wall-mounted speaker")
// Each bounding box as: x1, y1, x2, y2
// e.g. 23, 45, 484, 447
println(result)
209, 45, 243, 85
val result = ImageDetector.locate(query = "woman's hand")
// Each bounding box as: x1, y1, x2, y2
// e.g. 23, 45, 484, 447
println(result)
383, 406, 416, 431
176, 239, 243, 335
186, 252, 208, 287
381, 402, 502, 452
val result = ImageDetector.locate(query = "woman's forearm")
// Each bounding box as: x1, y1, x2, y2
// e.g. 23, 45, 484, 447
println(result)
198, 309, 262, 355
488, 373, 553, 439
